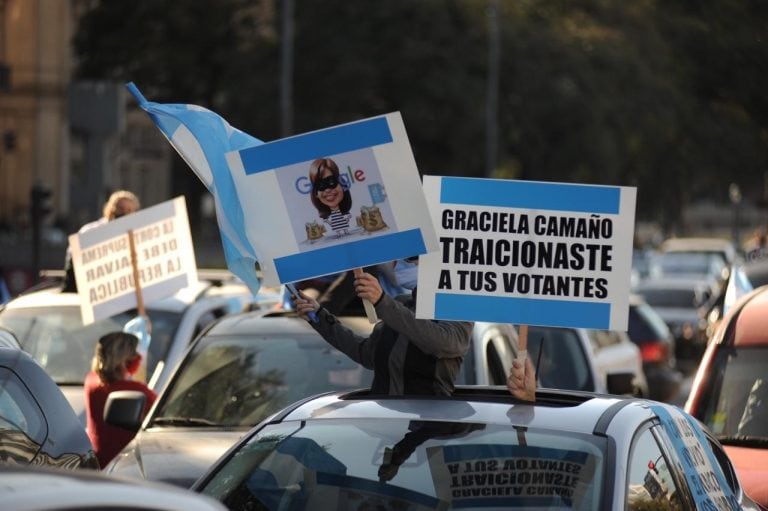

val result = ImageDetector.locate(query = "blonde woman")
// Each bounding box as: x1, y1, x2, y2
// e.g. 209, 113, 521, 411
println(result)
84, 331, 157, 468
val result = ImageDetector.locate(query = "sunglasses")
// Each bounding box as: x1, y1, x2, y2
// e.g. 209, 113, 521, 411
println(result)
315, 176, 340, 192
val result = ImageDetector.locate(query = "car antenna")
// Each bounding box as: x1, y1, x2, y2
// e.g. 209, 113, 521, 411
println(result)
535, 337, 545, 377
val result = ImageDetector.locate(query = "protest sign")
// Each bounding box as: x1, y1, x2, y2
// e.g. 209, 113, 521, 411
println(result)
225, 112, 438, 287
427, 444, 597, 509
68, 196, 197, 324
416, 176, 637, 330
651, 405, 740, 511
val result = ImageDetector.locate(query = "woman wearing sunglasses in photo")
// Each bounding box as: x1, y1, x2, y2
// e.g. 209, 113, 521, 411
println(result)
309, 157, 353, 238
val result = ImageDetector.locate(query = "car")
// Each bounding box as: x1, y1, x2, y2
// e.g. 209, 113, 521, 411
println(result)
0, 273, 264, 424
633, 276, 718, 375
0, 466, 228, 511
190, 386, 761, 510
526, 324, 648, 397
658, 236, 739, 275
626, 294, 683, 403
0, 347, 98, 468
685, 284, 768, 509
649, 250, 730, 283
103, 314, 528, 487
103, 311, 377, 488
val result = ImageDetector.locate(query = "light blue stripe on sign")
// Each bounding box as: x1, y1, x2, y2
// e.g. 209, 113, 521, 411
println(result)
274, 229, 426, 283
440, 177, 621, 214
240, 117, 393, 175
434, 293, 611, 329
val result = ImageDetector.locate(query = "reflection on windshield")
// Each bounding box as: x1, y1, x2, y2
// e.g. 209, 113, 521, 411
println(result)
699, 347, 768, 442
199, 419, 606, 510
152, 336, 372, 428
0, 306, 181, 384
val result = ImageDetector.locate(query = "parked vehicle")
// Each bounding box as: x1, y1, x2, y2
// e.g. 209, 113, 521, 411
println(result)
0, 347, 98, 468
685, 285, 768, 509
626, 294, 683, 402
527, 324, 648, 397
658, 236, 739, 277
0, 274, 261, 424
191, 386, 760, 510
633, 276, 718, 374
0, 467, 227, 511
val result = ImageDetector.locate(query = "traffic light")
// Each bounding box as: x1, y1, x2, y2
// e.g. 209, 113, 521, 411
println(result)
30, 184, 53, 224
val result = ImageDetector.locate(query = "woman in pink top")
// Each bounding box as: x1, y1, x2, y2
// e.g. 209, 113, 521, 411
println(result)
84, 331, 157, 468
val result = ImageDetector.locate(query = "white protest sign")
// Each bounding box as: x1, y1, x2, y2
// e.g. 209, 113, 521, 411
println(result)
68, 196, 197, 324
225, 112, 438, 287
416, 176, 636, 330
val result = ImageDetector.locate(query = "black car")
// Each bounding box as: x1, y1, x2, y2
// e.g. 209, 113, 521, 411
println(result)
0, 346, 98, 468
627, 294, 683, 403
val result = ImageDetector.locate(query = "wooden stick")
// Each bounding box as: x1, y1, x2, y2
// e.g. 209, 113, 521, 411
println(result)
128, 229, 145, 317
353, 268, 378, 324
516, 324, 528, 366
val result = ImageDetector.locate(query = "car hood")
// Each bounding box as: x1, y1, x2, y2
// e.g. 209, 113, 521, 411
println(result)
109, 429, 245, 488
723, 445, 768, 507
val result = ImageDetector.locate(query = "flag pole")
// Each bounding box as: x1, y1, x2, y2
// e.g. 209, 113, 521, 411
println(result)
517, 324, 528, 366
128, 229, 145, 316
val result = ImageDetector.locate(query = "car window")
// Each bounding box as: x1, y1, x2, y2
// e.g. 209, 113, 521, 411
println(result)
626, 424, 684, 510
0, 306, 181, 384
696, 346, 768, 440
152, 335, 373, 427
637, 288, 701, 309
0, 367, 47, 461
587, 330, 623, 350
199, 419, 607, 510
628, 302, 671, 341
527, 327, 594, 391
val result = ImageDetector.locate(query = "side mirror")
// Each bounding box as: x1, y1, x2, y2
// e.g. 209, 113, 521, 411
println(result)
104, 390, 146, 432
606, 371, 635, 396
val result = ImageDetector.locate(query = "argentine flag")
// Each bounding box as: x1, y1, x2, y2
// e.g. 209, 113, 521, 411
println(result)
126, 82, 262, 295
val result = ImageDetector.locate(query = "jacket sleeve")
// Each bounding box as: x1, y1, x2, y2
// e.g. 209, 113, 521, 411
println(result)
310, 307, 379, 369
374, 294, 472, 359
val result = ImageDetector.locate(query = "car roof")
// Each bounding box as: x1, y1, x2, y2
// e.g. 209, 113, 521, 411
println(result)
660, 237, 736, 258
268, 387, 639, 437
727, 285, 768, 347
202, 309, 375, 337
3, 279, 236, 313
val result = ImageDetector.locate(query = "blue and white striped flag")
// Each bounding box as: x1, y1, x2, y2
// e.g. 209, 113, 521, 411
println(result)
126, 82, 262, 295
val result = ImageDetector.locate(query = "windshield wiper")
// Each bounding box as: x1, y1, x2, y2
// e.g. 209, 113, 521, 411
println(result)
151, 416, 223, 427
717, 435, 768, 448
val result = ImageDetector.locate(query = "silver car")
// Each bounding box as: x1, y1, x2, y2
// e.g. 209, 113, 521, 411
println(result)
192, 387, 760, 510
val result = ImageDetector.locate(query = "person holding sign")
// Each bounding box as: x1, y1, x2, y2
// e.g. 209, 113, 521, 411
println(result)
293, 258, 473, 396
308, 158, 353, 238
63, 190, 141, 292
84, 331, 157, 468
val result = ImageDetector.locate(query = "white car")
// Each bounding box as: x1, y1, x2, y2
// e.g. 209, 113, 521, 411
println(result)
526, 324, 649, 396
0, 273, 272, 424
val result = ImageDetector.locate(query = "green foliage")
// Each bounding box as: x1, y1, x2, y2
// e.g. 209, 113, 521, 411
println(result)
73, 0, 768, 229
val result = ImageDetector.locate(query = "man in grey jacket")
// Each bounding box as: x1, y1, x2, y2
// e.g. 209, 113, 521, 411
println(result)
293, 260, 472, 396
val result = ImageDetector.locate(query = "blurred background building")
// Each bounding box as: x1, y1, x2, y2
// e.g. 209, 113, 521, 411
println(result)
0, 0, 171, 292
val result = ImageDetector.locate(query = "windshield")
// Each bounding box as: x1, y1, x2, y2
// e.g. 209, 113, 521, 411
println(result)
0, 305, 181, 385
696, 346, 768, 443
199, 418, 607, 510
649, 252, 725, 280
152, 334, 373, 428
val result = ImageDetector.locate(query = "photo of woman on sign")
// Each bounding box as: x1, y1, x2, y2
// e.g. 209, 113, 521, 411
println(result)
309, 158, 353, 238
